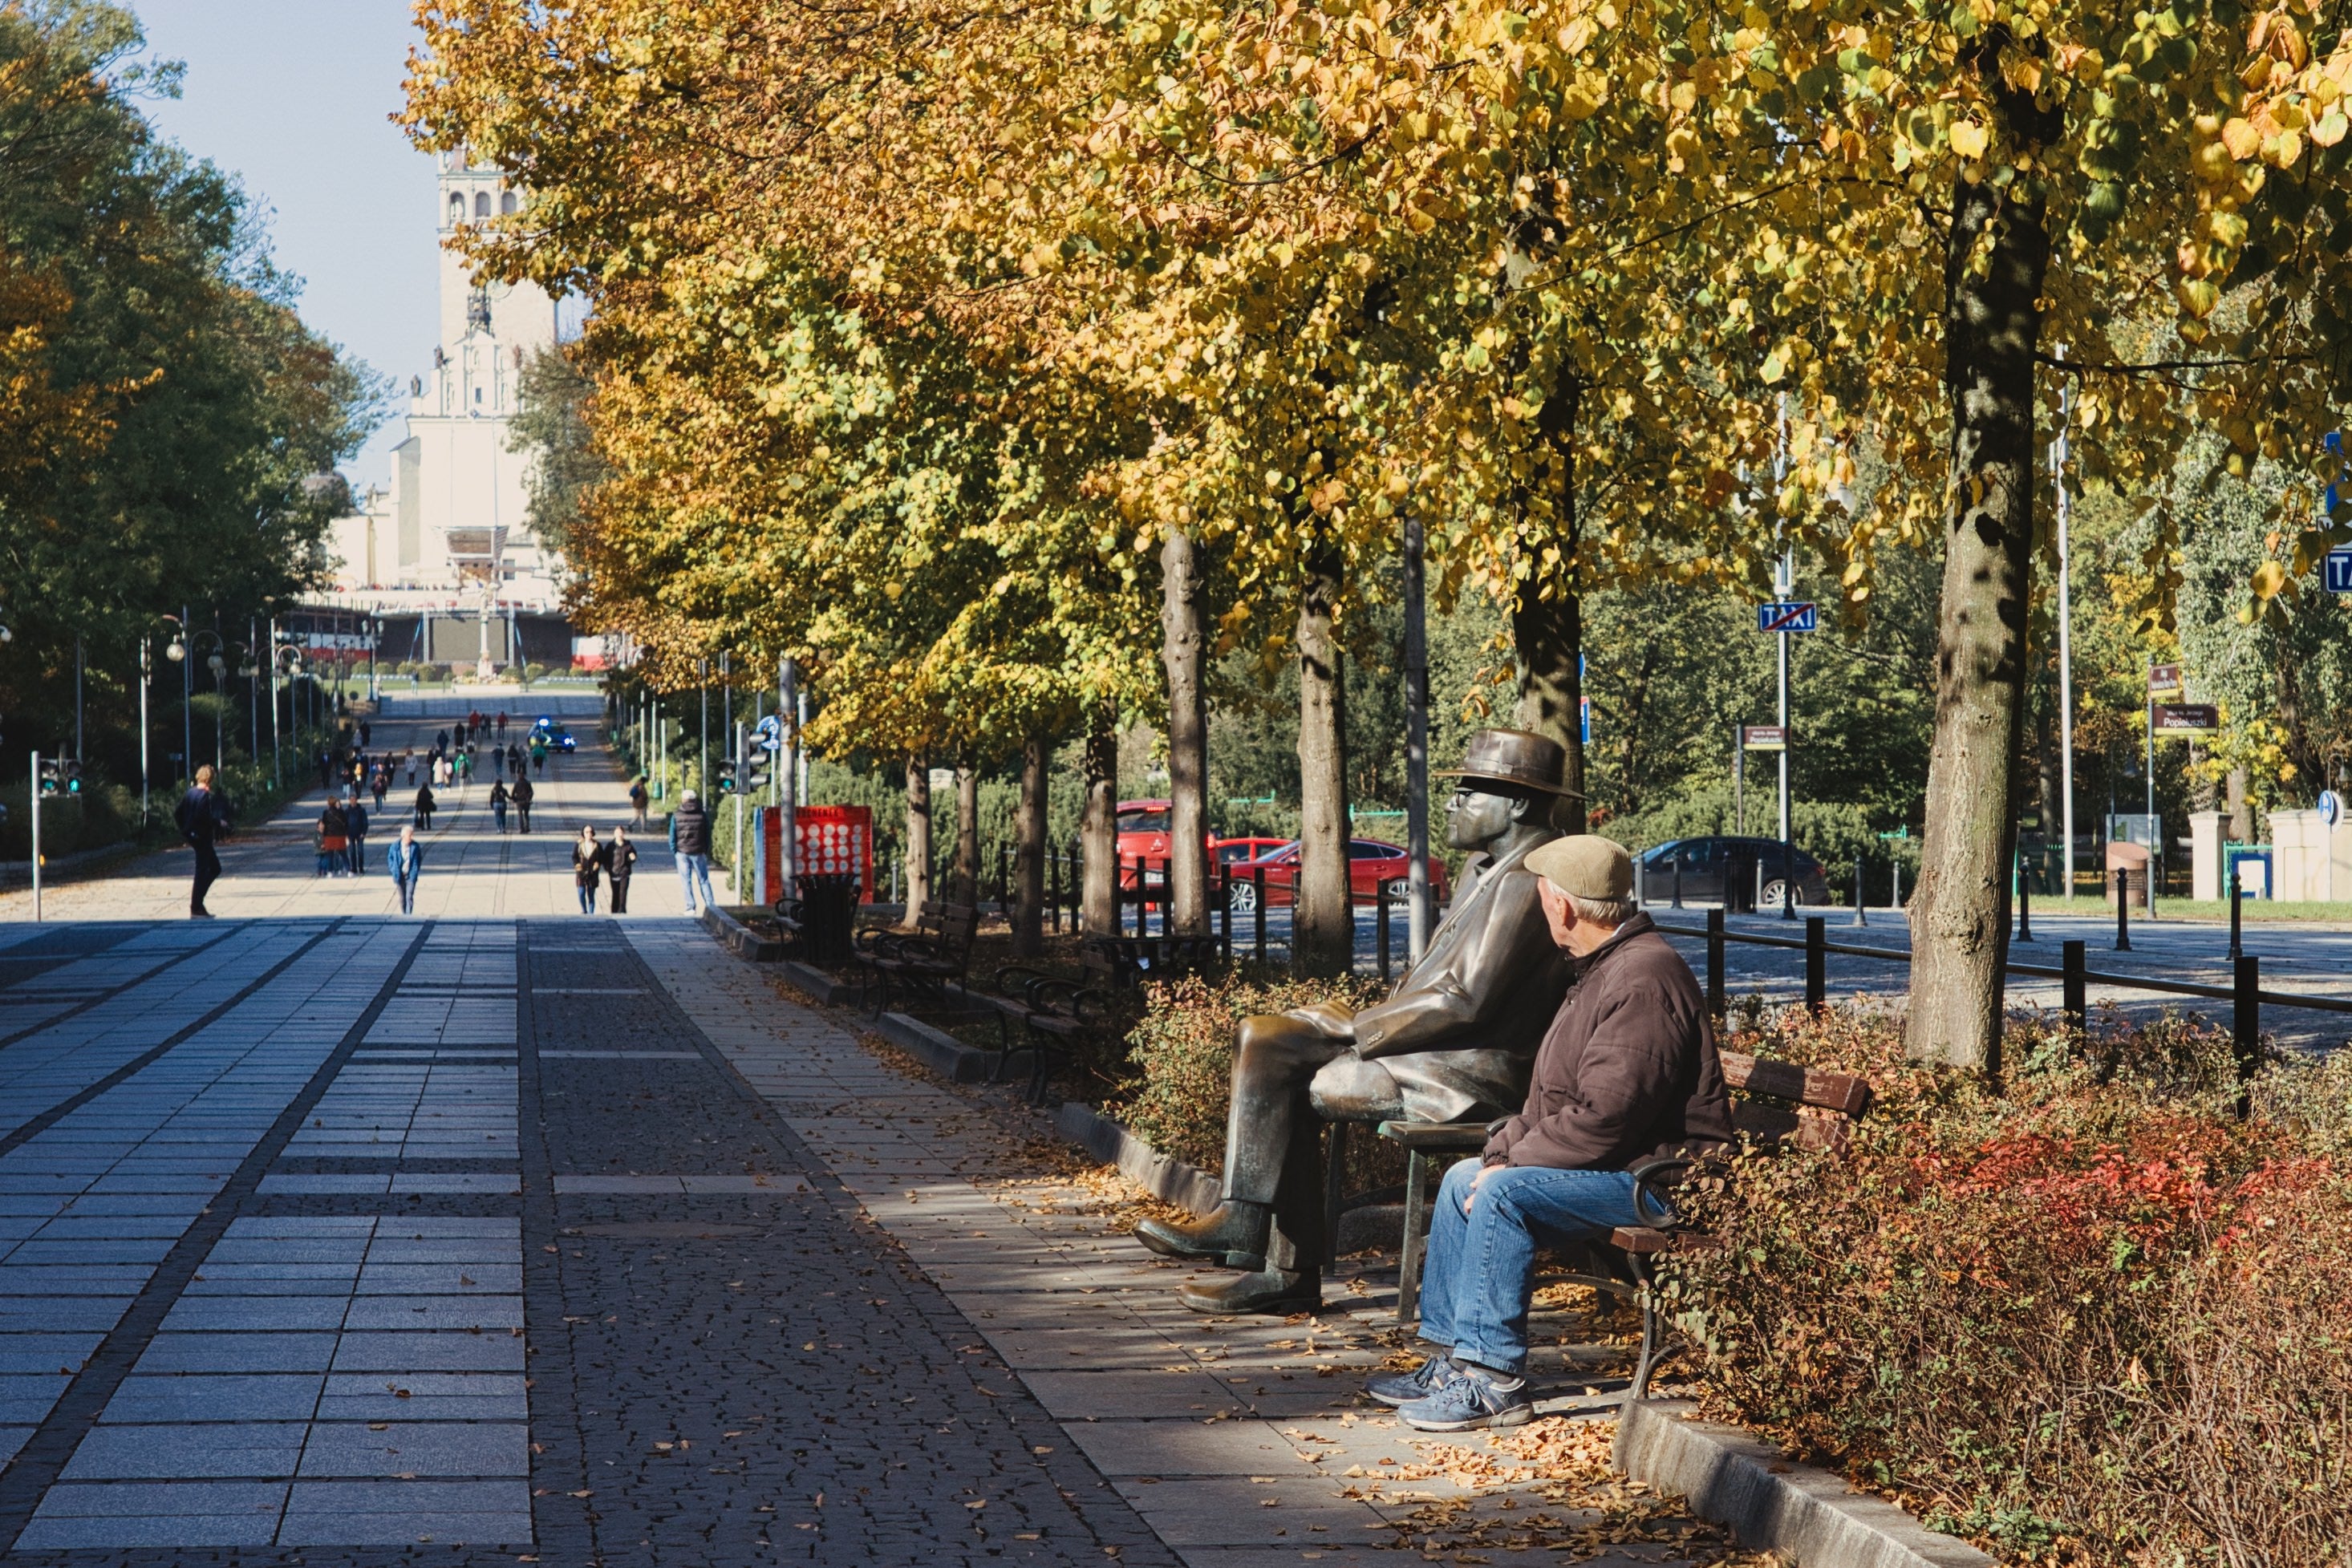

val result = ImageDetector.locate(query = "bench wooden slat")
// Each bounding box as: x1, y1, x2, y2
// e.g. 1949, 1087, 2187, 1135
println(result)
1375, 1120, 1490, 1152
1609, 1225, 1727, 1254
1720, 1049, 1871, 1116
1730, 1100, 1854, 1152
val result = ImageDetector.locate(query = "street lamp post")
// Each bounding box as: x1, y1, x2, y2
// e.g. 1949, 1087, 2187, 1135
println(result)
162, 610, 193, 789
138, 637, 150, 825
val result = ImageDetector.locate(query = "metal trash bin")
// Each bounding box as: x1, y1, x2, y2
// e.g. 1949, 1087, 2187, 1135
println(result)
797, 873, 862, 966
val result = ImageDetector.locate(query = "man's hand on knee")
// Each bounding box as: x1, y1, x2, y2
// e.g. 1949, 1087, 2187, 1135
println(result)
1463, 1163, 1501, 1213
1284, 999, 1358, 1039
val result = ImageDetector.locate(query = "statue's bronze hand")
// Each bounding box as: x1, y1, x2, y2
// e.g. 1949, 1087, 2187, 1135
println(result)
1284, 999, 1359, 1039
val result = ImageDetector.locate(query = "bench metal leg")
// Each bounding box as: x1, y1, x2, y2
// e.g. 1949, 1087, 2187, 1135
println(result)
1627, 1255, 1664, 1402
1397, 1149, 1428, 1326
1322, 1120, 1349, 1266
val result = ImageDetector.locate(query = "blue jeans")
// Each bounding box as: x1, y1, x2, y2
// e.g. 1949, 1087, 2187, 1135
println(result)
397, 875, 417, 914
675, 853, 714, 912
578, 881, 598, 914
1417, 1158, 1661, 1376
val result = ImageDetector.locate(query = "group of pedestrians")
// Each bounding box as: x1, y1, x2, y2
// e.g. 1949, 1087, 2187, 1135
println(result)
313, 792, 373, 877
570, 825, 641, 914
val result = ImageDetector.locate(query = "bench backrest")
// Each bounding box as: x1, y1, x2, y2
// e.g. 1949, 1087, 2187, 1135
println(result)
931, 901, 981, 958
1718, 1049, 1874, 1152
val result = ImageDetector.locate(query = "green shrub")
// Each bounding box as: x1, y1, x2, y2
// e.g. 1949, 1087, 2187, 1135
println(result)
1105, 970, 1386, 1173
523, 662, 547, 683
1664, 1003, 2350, 1565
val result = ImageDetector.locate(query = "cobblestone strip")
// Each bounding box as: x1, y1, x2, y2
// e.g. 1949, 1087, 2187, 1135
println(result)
0, 921, 430, 1549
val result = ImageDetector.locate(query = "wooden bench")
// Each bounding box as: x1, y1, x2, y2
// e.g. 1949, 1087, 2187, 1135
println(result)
854, 900, 980, 1016
1377, 1047, 1875, 1400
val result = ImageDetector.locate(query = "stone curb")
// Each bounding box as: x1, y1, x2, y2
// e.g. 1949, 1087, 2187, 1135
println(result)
775, 959, 856, 1005
1615, 1399, 1993, 1568
871, 1011, 991, 1083
1052, 1102, 1223, 1215
699, 904, 784, 962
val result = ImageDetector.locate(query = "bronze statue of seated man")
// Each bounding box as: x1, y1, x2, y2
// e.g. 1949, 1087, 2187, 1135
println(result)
1134, 728, 1579, 1313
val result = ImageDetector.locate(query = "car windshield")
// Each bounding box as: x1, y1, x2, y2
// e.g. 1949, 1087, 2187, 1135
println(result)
1350, 841, 1401, 858
1118, 810, 1169, 833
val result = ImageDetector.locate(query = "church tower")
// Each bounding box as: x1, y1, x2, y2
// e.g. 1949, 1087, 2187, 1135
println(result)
383, 149, 563, 604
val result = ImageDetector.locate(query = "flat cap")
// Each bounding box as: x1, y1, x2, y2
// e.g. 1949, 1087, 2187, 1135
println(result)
1523, 834, 1633, 902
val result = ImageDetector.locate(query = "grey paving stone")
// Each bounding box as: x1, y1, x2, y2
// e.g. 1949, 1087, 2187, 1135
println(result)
59, 1421, 307, 1480
284, 1477, 530, 1512
14, 1511, 283, 1548
1113, 1477, 1389, 1546
102, 1373, 325, 1423
159, 1296, 351, 1331
295, 1420, 529, 1477
274, 1509, 533, 1546
340, 1295, 523, 1331
0, 1298, 133, 1332
1020, 1368, 1254, 1420
330, 1331, 526, 1372
132, 1332, 340, 1374
0, 1425, 28, 1464
27, 1478, 288, 1515
0, 1371, 68, 1423
354, 1262, 521, 1295
1060, 1419, 1328, 1478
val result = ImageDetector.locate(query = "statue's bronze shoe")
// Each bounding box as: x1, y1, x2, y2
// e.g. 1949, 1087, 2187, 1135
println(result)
1179, 1266, 1322, 1315
1133, 1201, 1270, 1270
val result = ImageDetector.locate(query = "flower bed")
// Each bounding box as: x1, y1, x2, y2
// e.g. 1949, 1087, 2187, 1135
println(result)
1664, 1005, 2352, 1565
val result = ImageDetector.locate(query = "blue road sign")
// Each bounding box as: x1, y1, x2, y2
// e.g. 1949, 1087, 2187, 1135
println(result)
1756, 602, 1818, 633
2326, 550, 2352, 594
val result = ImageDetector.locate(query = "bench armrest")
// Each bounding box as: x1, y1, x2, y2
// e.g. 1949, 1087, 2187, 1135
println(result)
1374, 1120, 1491, 1153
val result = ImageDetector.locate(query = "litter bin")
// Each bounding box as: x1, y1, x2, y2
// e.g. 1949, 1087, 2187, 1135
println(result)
797, 873, 862, 966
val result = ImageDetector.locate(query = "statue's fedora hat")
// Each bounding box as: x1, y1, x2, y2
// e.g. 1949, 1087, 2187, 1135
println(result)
1435, 728, 1584, 799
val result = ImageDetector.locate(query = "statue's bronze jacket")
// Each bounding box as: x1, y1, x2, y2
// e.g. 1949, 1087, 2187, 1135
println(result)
1342, 834, 1575, 1124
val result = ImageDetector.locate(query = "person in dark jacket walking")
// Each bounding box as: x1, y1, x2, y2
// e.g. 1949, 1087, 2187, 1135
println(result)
572, 826, 606, 914
1373, 836, 1733, 1432
489, 779, 509, 833
606, 825, 639, 914
669, 791, 714, 913
316, 800, 349, 877
413, 781, 436, 833
344, 796, 370, 876
175, 765, 229, 918
511, 775, 534, 833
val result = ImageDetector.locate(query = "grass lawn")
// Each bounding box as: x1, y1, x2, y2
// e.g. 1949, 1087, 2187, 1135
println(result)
2013, 893, 2352, 923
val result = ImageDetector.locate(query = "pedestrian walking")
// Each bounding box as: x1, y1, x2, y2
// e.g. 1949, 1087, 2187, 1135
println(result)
359, 720, 371, 747
573, 826, 605, 915
497, 711, 509, 739
414, 780, 436, 832
670, 789, 716, 914
405, 749, 418, 788
175, 764, 229, 918
531, 741, 547, 777
489, 779, 510, 833
387, 825, 424, 914
372, 765, 389, 812
607, 825, 638, 914
316, 800, 349, 878
628, 776, 650, 829
512, 775, 534, 834
506, 742, 521, 778
345, 796, 370, 876
315, 750, 331, 789
436, 728, 450, 753
493, 746, 505, 780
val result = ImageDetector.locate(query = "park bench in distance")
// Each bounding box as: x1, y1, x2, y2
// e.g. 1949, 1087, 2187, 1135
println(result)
979, 954, 1120, 1104
854, 900, 980, 1015
1377, 1047, 1876, 1401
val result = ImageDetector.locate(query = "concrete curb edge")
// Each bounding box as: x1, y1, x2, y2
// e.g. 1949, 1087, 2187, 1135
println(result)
775, 959, 856, 1006
699, 904, 784, 962
1614, 1399, 1994, 1568
1052, 1102, 1222, 1216
872, 1011, 991, 1084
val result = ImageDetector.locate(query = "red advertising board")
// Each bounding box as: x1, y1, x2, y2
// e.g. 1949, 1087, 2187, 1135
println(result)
757, 804, 875, 906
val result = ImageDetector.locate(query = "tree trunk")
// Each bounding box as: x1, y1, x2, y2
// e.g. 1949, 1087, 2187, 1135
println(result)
1511, 374, 1588, 834
1013, 734, 1048, 956
1081, 698, 1118, 934
902, 756, 932, 922
1295, 553, 1353, 977
1162, 528, 1211, 937
2227, 766, 2252, 844
1905, 75, 2057, 1072
953, 765, 979, 905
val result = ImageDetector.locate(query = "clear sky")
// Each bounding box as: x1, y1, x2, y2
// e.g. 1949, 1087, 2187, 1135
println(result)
128, 0, 441, 491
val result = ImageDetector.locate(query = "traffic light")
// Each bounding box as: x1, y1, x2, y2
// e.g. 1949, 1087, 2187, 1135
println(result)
717, 759, 740, 795
60, 760, 80, 796
744, 755, 771, 793
37, 759, 77, 796
36, 759, 57, 796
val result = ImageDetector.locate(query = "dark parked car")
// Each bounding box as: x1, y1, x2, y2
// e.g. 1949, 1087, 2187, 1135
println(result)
1637, 837, 1830, 912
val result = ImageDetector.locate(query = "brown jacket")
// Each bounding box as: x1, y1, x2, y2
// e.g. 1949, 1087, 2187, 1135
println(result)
1483, 913, 1733, 1171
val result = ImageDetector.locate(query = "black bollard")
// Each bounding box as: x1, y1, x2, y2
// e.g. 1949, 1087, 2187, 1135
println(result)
1804, 916, 1825, 1012
1672, 847, 1684, 909
1781, 839, 1798, 922
2061, 939, 2086, 1032
2232, 954, 2261, 1108
1253, 865, 1267, 966
2227, 867, 2242, 961
1376, 881, 1391, 982
1218, 865, 1232, 965
1853, 857, 1867, 928
2016, 850, 2033, 942
2114, 868, 2131, 952
1705, 906, 1726, 1019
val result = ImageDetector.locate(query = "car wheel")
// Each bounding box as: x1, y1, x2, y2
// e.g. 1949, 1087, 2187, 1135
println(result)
1384, 877, 1412, 898
1759, 879, 1793, 911
1229, 881, 1258, 914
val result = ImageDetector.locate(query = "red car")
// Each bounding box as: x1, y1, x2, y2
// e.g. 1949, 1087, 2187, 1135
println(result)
1223, 838, 1451, 913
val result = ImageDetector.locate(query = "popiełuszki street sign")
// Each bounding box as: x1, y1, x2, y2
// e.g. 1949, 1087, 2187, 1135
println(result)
2151, 703, 2219, 735
1741, 725, 1788, 752
1755, 602, 1817, 634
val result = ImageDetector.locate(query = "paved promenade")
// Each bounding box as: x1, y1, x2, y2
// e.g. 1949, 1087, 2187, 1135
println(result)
0, 723, 1717, 1566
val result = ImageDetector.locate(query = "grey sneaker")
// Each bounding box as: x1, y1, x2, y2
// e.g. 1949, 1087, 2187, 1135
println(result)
1397, 1361, 1535, 1431
1365, 1353, 1452, 1408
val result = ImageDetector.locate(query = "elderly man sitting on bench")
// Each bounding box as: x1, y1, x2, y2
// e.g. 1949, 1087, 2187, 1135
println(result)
1369, 836, 1733, 1432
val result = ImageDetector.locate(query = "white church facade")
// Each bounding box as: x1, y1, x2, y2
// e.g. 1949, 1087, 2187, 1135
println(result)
323, 151, 567, 614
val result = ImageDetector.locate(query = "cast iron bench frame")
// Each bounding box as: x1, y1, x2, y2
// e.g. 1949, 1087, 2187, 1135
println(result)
854, 899, 981, 1015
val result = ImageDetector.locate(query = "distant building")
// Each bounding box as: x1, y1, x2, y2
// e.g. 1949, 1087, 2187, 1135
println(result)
323, 150, 565, 612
